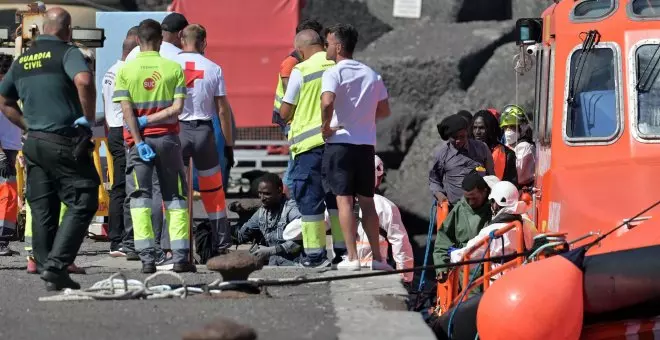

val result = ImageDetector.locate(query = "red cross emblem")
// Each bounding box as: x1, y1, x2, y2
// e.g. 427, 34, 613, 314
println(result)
183, 61, 204, 88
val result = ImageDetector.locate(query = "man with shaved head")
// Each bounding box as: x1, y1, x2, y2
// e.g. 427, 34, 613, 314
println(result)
273, 20, 324, 195
125, 13, 188, 61
278, 29, 345, 268
102, 30, 139, 259
0, 7, 99, 290
171, 24, 234, 258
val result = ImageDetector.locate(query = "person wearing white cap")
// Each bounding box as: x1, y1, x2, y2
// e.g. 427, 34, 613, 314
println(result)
448, 180, 538, 281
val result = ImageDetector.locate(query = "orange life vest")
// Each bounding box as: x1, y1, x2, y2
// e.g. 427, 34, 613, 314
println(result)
492, 144, 507, 180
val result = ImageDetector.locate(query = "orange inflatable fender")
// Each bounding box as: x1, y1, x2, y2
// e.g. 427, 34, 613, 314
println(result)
436, 200, 449, 231
476, 255, 584, 340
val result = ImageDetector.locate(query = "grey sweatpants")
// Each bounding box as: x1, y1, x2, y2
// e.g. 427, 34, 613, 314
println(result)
125, 134, 189, 264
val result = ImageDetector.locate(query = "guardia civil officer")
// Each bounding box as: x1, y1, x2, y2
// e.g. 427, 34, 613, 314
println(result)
0, 8, 99, 291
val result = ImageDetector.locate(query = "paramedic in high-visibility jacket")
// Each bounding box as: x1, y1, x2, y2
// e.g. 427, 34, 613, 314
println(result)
113, 19, 194, 274
278, 29, 345, 268
173, 24, 234, 255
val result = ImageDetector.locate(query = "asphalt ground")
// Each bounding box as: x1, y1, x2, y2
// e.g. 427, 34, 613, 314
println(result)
0, 240, 435, 340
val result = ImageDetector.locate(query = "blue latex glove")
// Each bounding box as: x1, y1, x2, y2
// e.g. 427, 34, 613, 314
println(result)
136, 141, 155, 162
73, 116, 91, 128
137, 116, 148, 130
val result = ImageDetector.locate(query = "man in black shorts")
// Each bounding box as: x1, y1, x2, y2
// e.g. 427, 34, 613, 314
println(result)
320, 24, 393, 271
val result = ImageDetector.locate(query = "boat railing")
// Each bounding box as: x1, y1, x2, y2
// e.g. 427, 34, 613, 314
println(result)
435, 220, 525, 314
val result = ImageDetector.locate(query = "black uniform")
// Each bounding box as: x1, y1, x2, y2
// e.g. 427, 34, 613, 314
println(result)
0, 35, 99, 286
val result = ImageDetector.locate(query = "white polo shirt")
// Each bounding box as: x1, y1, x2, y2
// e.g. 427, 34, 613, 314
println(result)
173, 52, 226, 121
125, 41, 182, 61
0, 109, 21, 151
321, 59, 388, 146
102, 60, 124, 128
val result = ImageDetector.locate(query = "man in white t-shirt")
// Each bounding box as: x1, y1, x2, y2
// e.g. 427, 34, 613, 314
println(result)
125, 13, 188, 62
102, 34, 138, 257
320, 24, 393, 271
172, 24, 235, 255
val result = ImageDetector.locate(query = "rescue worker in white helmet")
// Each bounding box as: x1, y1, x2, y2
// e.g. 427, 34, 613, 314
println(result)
449, 179, 538, 281
499, 105, 535, 189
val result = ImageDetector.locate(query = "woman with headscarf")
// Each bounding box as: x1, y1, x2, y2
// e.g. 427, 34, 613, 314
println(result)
429, 114, 494, 209
472, 110, 518, 186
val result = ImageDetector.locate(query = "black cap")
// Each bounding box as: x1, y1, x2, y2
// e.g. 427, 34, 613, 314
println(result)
161, 13, 188, 32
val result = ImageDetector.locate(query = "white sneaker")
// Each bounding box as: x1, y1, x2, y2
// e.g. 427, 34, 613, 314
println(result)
371, 260, 394, 271
109, 249, 127, 257
336, 257, 361, 271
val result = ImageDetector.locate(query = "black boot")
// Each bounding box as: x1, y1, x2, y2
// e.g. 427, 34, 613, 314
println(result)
40, 270, 81, 291
142, 263, 156, 274
173, 262, 197, 273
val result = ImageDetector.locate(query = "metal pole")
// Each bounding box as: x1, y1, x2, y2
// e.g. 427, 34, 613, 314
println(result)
187, 158, 194, 264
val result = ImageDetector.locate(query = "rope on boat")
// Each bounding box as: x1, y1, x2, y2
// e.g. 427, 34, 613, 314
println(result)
418, 199, 438, 292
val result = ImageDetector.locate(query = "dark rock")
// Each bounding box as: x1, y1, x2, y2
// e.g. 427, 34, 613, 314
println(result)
206, 251, 263, 281
302, 0, 393, 51
358, 20, 516, 111
465, 42, 536, 113
457, 0, 512, 22
135, 0, 168, 10
182, 318, 257, 340
512, 0, 553, 18
362, 0, 463, 27
376, 97, 430, 169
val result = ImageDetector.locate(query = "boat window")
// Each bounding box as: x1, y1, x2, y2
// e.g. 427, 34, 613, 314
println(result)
571, 0, 616, 21
630, 0, 660, 17
565, 47, 619, 141
635, 44, 660, 138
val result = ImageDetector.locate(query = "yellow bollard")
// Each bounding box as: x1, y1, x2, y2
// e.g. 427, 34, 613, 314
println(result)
16, 150, 24, 206
92, 137, 110, 217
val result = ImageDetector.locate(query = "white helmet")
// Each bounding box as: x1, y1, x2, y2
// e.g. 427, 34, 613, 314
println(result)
374, 155, 384, 188
488, 181, 519, 207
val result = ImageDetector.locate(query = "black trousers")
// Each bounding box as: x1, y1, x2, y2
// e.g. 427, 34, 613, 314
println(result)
23, 134, 99, 273
107, 127, 125, 251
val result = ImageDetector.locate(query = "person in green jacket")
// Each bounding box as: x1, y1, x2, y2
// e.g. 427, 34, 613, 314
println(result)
434, 171, 492, 280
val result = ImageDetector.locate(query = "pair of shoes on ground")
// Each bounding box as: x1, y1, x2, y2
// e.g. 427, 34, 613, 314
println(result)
109, 246, 143, 261
27, 256, 86, 275
40, 269, 81, 291
143, 260, 196, 274
299, 255, 394, 271
334, 256, 394, 271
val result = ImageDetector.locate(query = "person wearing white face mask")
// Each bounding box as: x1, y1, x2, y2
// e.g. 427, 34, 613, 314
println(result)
499, 105, 535, 188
